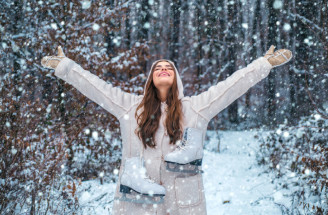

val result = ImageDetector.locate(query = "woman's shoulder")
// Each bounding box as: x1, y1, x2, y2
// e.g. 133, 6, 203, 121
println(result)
180, 96, 191, 103
131, 95, 143, 107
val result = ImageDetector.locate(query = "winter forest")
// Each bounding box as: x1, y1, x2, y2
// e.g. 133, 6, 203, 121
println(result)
1, 0, 327, 214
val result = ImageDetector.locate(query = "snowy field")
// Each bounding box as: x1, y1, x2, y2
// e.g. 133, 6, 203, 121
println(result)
203, 130, 281, 215
77, 130, 282, 215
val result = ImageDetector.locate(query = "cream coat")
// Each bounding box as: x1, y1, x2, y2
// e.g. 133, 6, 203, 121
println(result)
54, 57, 273, 215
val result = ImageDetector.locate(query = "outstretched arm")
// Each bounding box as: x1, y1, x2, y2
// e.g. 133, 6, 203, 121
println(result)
190, 45, 292, 121
41, 47, 139, 120
190, 57, 273, 121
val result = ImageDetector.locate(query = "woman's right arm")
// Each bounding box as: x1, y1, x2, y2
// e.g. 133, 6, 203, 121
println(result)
55, 57, 139, 120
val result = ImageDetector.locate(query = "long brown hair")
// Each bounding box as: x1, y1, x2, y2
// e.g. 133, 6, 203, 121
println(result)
134, 60, 183, 149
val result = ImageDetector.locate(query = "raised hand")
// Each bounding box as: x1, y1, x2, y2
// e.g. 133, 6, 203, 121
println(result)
264, 45, 292, 68
41, 46, 66, 69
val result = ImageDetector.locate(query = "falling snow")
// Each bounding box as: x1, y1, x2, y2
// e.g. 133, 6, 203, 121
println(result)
51, 23, 58, 30
92, 23, 100, 31
242, 23, 248, 29
283, 23, 291, 31
273, 0, 283, 9
81, 0, 91, 9
2, 0, 327, 214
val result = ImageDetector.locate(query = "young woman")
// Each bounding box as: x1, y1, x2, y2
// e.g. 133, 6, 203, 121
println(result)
41, 45, 292, 214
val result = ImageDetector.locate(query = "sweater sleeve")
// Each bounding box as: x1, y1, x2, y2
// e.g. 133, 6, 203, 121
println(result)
54, 57, 138, 120
190, 57, 273, 121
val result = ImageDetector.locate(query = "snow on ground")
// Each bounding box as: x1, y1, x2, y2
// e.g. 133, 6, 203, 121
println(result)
77, 179, 116, 214
77, 130, 282, 215
203, 130, 281, 215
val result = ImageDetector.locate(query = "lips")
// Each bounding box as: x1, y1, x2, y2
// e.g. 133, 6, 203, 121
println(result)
159, 71, 170, 77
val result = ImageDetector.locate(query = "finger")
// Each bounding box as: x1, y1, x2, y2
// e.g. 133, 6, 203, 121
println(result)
41, 56, 48, 67
282, 49, 292, 59
267, 45, 275, 54
58, 46, 65, 57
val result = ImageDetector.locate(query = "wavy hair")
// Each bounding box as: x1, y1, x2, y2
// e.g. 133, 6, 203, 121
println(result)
134, 60, 183, 149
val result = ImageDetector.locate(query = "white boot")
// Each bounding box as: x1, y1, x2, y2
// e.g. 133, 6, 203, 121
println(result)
164, 127, 204, 174
115, 156, 166, 204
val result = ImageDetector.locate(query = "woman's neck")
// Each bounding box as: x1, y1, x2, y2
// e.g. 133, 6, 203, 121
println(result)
157, 87, 169, 102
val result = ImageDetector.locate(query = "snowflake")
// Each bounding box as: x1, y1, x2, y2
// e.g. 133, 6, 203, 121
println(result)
92, 23, 100, 31
242, 23, 248, 29
283, 23, 291, 31
81, 0, 91, 9
143, 22, 150, 29
276, 129, 282, 135
92, 131, 99, 140
51, 23, 58, 30
314, 114, 321, 121
273, 0, 283, 9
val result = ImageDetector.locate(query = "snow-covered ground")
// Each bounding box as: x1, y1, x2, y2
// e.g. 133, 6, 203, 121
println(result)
77, 130, 282, 215
203, 130, 281, 215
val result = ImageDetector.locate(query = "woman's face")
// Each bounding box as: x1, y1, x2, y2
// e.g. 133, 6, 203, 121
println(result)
152, 61, 175, 89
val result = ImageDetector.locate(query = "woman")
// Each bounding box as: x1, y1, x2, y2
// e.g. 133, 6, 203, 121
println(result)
41, 45, 292, 214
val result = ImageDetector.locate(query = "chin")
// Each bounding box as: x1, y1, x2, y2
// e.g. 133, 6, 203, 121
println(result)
154, 82, 173, 89
160, 81, 174, 86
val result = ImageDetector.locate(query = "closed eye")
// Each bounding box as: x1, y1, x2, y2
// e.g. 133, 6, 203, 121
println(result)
155, 65, 173, 71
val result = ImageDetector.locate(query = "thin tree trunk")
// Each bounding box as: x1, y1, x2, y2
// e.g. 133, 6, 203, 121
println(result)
227, 0, 239, 125
170, 0, 181, 62
267, 0, 278, 127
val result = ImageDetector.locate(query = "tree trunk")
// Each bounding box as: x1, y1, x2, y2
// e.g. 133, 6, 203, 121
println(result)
227, 0, 239, 125
267, 0, 278, 127
169, 0, 181, 62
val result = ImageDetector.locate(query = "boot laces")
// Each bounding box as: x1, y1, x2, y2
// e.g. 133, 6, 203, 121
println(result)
143, 175, 155, 183
138, 156, 156, 184
176, 139, 188, 151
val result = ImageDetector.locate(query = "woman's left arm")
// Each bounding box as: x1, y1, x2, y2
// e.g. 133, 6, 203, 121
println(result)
190, 57, 273, 121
